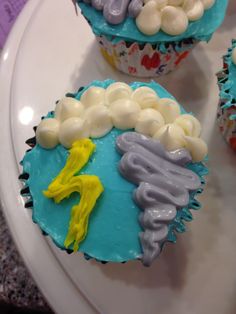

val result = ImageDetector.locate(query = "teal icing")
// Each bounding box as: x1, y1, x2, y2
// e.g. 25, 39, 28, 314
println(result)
21, 80, 208, 262
218, 39, 236, 120
78, 0, 228, 44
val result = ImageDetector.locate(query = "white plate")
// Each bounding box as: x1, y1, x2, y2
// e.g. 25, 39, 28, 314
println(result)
1, 1, 236, 313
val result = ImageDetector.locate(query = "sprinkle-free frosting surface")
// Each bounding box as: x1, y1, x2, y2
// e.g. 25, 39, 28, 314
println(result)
78, 0, 228, 43
116, 132, 201, 266
22, 80, 208, 263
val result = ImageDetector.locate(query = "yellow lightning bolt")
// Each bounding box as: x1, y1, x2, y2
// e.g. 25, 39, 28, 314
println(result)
44, 138, 104, 252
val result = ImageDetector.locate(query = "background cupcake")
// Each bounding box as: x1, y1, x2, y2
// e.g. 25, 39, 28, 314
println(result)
20, 80, 208, 266
76, 0, 228, 77
217, 40, 236, 151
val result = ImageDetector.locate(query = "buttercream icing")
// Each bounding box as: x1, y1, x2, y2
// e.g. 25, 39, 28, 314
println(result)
36, 118, 60, 149
80, 86, 106, 107
85, 105, 113, 137
158, 97, 181, 123
183, 0, 204, 22
136, 1, 161, 36
131, 86, 160, 109
128, 0, 143, 17
116, 132, 201, 265
44, 139, 104, 252
174, 114, 201, 137
77, 0, 228, 43
37, 81, 207, 161
21, 79, 208, 264
201, 0, 215, 9
161, 6, 189, 36
153, 123, 186, 151
135, 108, 165, 136
110, 99, 141, 129
55, 97, 84, 122
58, 117, 89, 148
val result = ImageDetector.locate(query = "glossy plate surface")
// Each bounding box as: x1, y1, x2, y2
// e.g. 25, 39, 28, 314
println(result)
0, 1, 236, 313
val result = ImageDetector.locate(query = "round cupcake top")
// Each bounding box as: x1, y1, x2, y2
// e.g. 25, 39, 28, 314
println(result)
21, 80, 208, 266
77, 0, 228, 43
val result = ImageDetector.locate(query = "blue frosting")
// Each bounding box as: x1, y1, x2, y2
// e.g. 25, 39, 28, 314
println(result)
78, 0, 228, 44
218, 39, 236, 120
21, 80, 208, 262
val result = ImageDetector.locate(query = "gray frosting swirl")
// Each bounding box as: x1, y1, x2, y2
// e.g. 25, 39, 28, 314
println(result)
80, 0, 143, 23
116, 132, 201, 266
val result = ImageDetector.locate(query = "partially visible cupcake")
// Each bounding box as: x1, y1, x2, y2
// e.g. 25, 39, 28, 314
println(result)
217, 40, 236, 151
76, 0, 228, 77
20, 80, 208, 266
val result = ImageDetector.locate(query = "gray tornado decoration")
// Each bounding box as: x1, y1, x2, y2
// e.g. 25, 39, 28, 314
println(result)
116, 132, 201, 266
79, 0, 144, 22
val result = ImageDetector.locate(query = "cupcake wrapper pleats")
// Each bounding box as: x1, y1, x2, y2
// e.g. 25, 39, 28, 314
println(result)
97, 35, 198, 77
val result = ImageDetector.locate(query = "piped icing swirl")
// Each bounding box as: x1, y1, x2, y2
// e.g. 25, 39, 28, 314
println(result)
78, 0, 217, 36
36, 82, 208, 162
116, 132, 201, 266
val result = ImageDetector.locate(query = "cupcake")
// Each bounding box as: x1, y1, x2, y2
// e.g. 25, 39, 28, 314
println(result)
217, 40, 236, 151
76, 0, 228, 77
20, 80, 208, 266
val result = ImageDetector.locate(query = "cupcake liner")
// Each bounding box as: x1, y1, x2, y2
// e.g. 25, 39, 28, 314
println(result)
217, 39, 236, 151
97, 35, 198, 77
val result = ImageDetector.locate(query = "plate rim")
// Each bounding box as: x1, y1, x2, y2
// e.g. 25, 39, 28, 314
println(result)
0, 1, 97, 313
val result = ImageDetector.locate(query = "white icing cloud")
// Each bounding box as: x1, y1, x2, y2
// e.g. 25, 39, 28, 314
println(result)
135, 0, 216, 36
36, 83, 207, 161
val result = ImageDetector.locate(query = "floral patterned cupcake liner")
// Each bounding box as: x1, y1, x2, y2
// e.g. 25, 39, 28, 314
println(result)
97, 35, 198, 77
217, 39, 236, 151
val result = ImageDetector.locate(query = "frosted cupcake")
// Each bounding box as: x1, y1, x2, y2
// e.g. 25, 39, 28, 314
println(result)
217, 40, 236, 151
76, 0, 228, 77
20, 80, 208, 266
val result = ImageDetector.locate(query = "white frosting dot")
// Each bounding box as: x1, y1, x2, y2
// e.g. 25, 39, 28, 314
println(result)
135, 108, 165, 136
158, 98, 181, 123
168, 0, 184, 5
200, 0, 215, 10
136, 1, 161, 35
135, 0, 215, 36
110, 99, 141, 129
105, 82, 132, 105
85, 105, 113, 138
153, 123, 186, 151
80, 86, 106, 108
232, 47, 236, 66
35, 83, 207, 159
161, 6, 188, 36
144, 0, 168, 8
174, 114, 201, 137
36, 118, 60, 149
55, 97, 84, 122
59, 117, 89, 148
155, 0, 168, 8
184, 136, 208, 162
183, 0, 204, 21
131, 86, 160, 109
